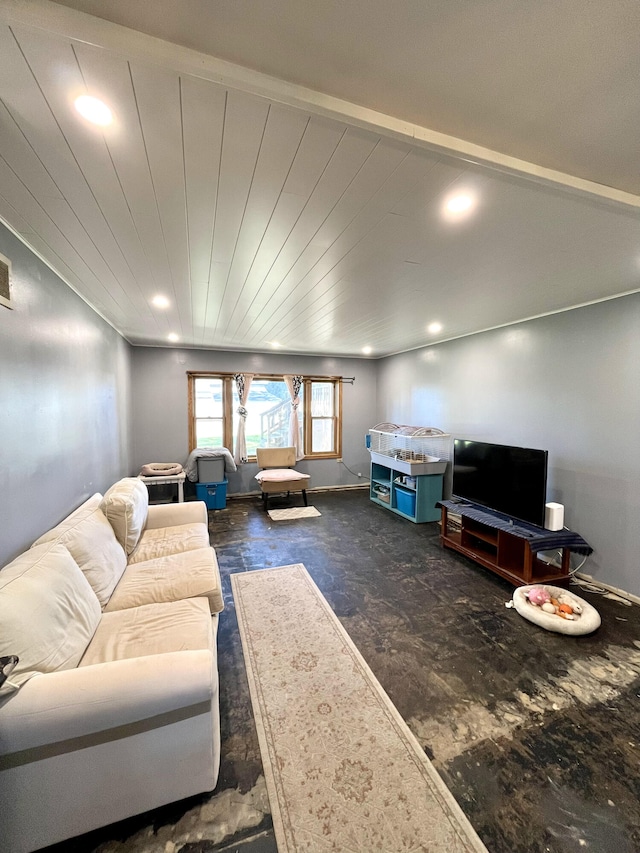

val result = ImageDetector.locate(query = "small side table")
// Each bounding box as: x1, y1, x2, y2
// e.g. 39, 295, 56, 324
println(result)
138, 472, 186, 503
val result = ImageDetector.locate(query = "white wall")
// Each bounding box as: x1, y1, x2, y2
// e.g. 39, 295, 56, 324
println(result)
0, 224, 132, 567
377, 295, 640, 597
130, 346, 376, 494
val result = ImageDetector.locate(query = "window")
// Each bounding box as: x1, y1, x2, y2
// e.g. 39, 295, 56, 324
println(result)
305, 380, 338, 455
233, 378, 295, 458
191, 376, 228, 449
188, 373, 341, 459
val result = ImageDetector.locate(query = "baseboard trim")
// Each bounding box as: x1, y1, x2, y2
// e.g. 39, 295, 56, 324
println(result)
227, 484, 369, 500
574, 573, 640, 606
311, 484, 369, 493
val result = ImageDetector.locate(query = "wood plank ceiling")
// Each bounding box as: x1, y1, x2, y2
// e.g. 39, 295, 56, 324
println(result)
0, 1, 639, 357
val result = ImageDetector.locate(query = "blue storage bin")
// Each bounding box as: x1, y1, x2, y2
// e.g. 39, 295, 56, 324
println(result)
195, 479, 228, 510
395, 486, 416, 517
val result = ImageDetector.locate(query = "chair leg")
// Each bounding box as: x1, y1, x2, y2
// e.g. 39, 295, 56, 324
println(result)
302, 489, 308, 507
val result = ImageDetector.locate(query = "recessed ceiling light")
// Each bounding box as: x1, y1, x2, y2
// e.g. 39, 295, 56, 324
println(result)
167, 333, 179, 343
152, 295, 170, 309
446, 195, 473, 213
427, 322, 442, 335
362, 346, 372, 355
442, 192, 476, 221
269, 341, 282, 349
74, 95, 113, 126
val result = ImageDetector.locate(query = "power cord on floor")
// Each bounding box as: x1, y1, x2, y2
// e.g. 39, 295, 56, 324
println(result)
537, 550, 610, 596
538, 527, 627, 598
541, 526, 612, 595
563, 524, 590, 580
570, 576, 610, 595
540, 548, 589, 577
338, 459, 370, 481
538, 524, 590, 579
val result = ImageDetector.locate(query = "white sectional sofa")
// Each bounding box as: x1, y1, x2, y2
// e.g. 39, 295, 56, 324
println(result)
0, 478, 224, 853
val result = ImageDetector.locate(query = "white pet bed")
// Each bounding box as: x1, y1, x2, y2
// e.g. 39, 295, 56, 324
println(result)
513, 585, 601, 635
139, 462, 183, 477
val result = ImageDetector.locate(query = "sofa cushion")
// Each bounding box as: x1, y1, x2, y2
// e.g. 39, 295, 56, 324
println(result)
80, 598, 214, 666
32, 494, 127, 608
104, 547, 224, 614
127, 522, 210, 565
100, 478, 149, 555
0, 542, 101, 694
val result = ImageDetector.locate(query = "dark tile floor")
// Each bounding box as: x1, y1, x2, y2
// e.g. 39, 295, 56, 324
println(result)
47, 489, 640, 853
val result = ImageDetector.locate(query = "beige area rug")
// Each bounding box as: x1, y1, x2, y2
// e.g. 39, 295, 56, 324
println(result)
267, 506, 321, 521
231, 564, 488, 853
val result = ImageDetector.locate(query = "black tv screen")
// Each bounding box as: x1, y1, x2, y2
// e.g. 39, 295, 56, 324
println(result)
452, 439, 548, 527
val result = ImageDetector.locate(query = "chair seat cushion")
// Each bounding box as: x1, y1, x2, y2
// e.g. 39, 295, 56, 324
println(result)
255, 469, 310, 483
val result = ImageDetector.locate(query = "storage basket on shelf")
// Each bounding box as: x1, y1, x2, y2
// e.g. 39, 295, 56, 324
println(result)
395, 486, 417, 516
372, 483, 391, 503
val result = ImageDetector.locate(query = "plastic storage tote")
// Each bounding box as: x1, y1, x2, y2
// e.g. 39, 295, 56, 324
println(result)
195, 479, 228, 510
197, 457, 225, 483
395, 486, 417, 517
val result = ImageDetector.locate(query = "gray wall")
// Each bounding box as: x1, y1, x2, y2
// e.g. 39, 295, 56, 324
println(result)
131, 347, 376, 494
377, 294, 640, 597
0, 224, 132, 567
5, 212, 637, 598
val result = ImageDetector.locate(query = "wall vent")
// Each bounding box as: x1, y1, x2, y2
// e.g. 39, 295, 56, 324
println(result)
0, 253, 12, 309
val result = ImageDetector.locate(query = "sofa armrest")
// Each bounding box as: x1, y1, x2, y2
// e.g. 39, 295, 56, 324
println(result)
145, 500, 208, 529
0, 650, 214, 757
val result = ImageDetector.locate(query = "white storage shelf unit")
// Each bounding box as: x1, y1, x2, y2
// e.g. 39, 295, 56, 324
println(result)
368, 424, 451, 523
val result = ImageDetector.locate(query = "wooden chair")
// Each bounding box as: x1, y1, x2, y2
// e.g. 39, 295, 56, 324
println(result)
255, 447, 310, 511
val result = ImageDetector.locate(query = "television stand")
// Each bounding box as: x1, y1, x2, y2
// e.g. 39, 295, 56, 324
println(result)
438, 500, 592, 586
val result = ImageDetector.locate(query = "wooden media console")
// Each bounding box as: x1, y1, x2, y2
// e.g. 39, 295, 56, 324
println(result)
438, 501, 592, 586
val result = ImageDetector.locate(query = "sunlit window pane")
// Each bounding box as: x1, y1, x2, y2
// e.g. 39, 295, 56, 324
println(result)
233, 379, 290, 454
195, 419, 223, 448
195, 378, 223, 418
310, 382, 333, 416
312, 418, 334, 452
297, 385, 305, 449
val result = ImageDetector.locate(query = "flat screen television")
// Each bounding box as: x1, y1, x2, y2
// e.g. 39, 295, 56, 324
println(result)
452, 439, 548, 527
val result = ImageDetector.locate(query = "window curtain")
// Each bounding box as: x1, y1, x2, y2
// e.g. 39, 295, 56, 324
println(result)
284, 374, 303, 460
234, 373, 254, 464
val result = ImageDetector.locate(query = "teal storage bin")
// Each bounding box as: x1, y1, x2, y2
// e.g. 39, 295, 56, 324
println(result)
195, 479, 228, 510
395, 485, 416, 517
